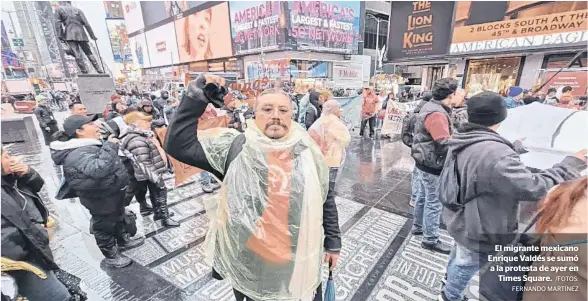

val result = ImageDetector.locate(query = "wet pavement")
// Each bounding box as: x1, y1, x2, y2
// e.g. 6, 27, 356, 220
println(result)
3, 111, 481, 301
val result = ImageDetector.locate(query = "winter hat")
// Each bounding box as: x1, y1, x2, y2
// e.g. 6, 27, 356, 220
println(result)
467, 91, 507, 126
508, 86, 523, 97
140, 99, 153, 107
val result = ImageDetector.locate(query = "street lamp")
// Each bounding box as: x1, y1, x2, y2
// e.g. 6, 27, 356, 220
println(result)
365, 14, 388, 76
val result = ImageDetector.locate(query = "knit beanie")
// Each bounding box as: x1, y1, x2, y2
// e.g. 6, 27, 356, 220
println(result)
508, 86, 523, 97
467, 91, 507, 126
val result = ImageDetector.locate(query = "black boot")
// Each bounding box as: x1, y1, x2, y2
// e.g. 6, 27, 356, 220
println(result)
75, 57, 88, 74
139, 201, 153, 216
153, 197, 179, 227
88, 55, 105, 73
117, 233, 145, 251
101, 247, 132, 268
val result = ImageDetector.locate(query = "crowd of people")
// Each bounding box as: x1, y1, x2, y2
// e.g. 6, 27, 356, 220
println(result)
2, 72, 586, 301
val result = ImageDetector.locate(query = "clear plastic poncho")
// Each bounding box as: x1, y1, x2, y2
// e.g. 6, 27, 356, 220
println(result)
199, 120, 329, 301
308, 114, 351, 168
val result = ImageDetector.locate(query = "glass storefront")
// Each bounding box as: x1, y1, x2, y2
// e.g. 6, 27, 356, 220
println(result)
464, 57, 521, 97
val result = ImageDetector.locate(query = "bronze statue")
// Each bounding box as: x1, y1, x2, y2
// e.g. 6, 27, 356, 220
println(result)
54, 1, 104, 74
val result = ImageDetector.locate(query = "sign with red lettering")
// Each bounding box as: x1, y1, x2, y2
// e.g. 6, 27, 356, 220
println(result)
229, 1, 288, 55
387, 1, 455, 61
289, 1, 361, 54
229, 1, 361, 55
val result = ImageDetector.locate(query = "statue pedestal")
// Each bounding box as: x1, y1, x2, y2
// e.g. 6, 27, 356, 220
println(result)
77, 74, 115, 115
1, 115, 39, 143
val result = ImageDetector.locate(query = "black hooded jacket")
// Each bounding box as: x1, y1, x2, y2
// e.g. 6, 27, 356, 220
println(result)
1, 169, 58, 270
50, 138, 129, 215
33, 104, 57, 128
304, 92, 322, 129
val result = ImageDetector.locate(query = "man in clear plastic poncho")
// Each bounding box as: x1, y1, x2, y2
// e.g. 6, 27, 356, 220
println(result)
165, 75, 341, 301
308, 98, 351, 187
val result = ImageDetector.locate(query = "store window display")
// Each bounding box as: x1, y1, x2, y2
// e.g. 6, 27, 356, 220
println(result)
464, 57, 521, 97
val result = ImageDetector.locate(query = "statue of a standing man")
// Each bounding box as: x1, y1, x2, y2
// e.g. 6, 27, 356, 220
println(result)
54, 1, 104, 74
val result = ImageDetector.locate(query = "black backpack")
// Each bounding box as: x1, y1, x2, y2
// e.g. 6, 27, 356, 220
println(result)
400, 111, 418, 147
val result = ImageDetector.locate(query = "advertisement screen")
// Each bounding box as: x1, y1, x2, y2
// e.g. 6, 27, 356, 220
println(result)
229, 1, 289, 55
451, 1, 588, 54
128, 32, 150, 68
106, 19, 132, 63
387, 1, 455, 60
104, 1, 124, 19
145, 22, 179, 67
122, 1, 144, 34
289, 1, 362, 54
175, 2, 233, 63
141, 1, 168, 28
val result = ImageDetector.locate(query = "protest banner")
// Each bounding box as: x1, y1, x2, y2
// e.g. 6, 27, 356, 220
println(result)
155, 115, 230, 186
380, 101, 418, 136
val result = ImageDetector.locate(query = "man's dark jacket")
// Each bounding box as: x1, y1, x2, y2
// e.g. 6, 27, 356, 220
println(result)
50, 138, 128, 215
411, 99, 452, 175
54, 4, 96, 41
304, 91, 322, 129
164, 79, 341, 254
33, 104, 57, 129
1, 169, 58, 270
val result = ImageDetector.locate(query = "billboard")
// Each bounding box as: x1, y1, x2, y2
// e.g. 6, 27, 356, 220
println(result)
229, 1, 289, 55
451, 1, 588, 54
106, 19, 132, 63
289, 1, 361, 54
145, 22, 180, 67
175, 2, 232, 63
387, 1, 455, 61
128, 32, 150, 68
104, 1, 124, 19
122, 1, 144, 34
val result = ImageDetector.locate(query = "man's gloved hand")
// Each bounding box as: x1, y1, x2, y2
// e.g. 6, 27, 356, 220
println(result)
187, 74, 227, 109
44, 126, 51, 131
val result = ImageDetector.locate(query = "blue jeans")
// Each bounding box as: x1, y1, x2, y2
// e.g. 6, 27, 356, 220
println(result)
10, 268, 71, 301
411, 169, 441, 244
410, 168, 424, 205
443, 243, 490, 301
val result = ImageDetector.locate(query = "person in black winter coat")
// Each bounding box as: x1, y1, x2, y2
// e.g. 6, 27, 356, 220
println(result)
304, 91, 322, 129
49, 115, 144, 268
1, 148, 74, 301
120, 112, 178, 227
32, 95, 59, 146
165, 76, 341, 300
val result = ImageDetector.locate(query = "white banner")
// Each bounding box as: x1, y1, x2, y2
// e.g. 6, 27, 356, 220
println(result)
380, 101, 418, 136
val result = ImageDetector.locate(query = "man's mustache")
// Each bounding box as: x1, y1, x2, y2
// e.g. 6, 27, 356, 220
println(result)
265, 120, 287, 130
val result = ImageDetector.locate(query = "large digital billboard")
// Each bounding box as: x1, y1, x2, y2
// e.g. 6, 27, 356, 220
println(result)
229, 1, 290, 55
122, 1, 144, 34
145, 22, 180, 67
128, 32, 150, 68
451, 1, 588, 54
229, 1, 362, 55
289, 1, 361, 54
175, 2, 232, 63
106, 19, 132, 63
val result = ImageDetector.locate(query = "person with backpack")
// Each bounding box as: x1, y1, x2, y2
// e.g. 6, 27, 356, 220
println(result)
401, 93, 432, 207
437, 91, 586, 301
410, 78, 464, 254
